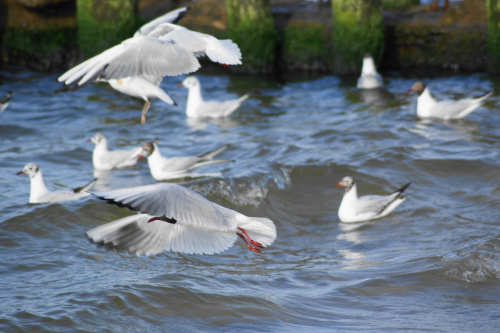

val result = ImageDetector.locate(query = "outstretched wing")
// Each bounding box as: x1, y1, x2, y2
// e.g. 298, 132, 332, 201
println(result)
86, 213, 238, 255
90, 183, 233, 231
134, 7, 189, 37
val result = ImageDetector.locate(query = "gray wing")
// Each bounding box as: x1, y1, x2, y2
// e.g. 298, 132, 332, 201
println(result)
356, 193, 399, 216
86, 213, 238, 255
163, 27, 242, 65
430, 99, 479, 119
90, 183, 234, 231
58, 37, 201, 86
134, 7, 189, 37
160, 156, 205, 173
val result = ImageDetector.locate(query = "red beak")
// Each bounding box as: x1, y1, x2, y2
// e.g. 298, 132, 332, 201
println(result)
137, 155, 143, 162
86, 138, 92, 142
335, 183, 342, 187
176, 82, 183, 87
16, 171, 25, 175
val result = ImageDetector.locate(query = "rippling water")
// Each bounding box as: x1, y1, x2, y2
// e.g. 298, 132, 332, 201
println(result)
1, 67, 499, 332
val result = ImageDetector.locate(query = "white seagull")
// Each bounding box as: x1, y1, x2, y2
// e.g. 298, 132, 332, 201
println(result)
138, 141, 233, 181
407, 81, 493, 120
58, 7, 242, 125
179, 76, 250, 118
17, 163, 97, 203
96, 75, 177, 125
335, 176, 410, 223
0, 91, 12, 114
88, 133, 142, 170
357, 53, 383, 90
86, 183, 277, 255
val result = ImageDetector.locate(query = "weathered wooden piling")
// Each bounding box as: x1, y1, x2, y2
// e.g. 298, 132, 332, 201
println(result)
331, 0, 384, 74
381, 0, 419, 10
487, 0, 500, 71
225, 0, 279, 73
77, 0, 138, 57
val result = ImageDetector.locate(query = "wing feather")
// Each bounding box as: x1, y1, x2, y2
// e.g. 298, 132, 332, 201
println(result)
87, 213, 238, 255
90, 183, 234, 231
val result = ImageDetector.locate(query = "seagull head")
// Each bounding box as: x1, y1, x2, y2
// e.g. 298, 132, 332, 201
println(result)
88, 133, 105, 145
17, 163, 40, 179
137, 141, 155, 161
335, 176, 355, 192
179, 76, 199, 89
406, 81, 426, 95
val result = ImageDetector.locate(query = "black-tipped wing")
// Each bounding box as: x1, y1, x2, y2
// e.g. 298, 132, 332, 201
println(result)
90, 183, 234, 231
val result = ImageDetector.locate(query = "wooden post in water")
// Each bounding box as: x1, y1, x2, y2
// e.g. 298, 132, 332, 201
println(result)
77, 0, 138, 57
225, 0, 279, 73
487, 0, 500, 72
331, 0, 384, 74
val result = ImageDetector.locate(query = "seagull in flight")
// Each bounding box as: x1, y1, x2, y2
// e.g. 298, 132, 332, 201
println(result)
87, 183, 277, 255
58, 7, 242, 125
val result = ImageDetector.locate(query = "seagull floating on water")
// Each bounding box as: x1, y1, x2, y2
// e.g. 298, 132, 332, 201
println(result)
0, 91, 12, 114
86, 183, 276, 255
17, 163, 96, 203
335, 176, 410, 223
138, 141, 233, 181
179, 76, 250, 118
407, 81, 493, 120
357, 53, 383, 90
58, 7, 242, 125
88, 133, 142, 171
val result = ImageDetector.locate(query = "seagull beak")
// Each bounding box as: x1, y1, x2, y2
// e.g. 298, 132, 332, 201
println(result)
405, 88, 413, 93
176, 82, 183, 87
86, 139, 92, 142
137, 155, 143, 162
335, 183, 342, 187
16, 171, 25, 175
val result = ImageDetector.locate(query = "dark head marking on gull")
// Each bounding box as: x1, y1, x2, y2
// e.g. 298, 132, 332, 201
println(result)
407, 81, 426, 96
335, 176, 355, 192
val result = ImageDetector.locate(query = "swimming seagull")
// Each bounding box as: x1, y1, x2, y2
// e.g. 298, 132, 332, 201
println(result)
86, 183, 277, 255
407, 81, 493, 120
0, 91, 12, 114
138, 141, 233, 181
16, 163, 97, 203
88, 133, 142, 170
58, 7, 243, 125
357, 53, 383, 90
335, 176, 410, 223
179, 76, 250, 118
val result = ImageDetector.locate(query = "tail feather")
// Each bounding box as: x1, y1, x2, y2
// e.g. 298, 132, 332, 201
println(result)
479, 91, 493, 102
197, 144, 230, 159
392, 182, 411, 197
189, 159, 233, 171
157, 88, 177, 106
237, 216, 277, 247
74, 178, 98, 194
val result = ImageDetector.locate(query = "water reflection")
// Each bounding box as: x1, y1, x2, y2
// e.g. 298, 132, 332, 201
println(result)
186, 117, 241, 130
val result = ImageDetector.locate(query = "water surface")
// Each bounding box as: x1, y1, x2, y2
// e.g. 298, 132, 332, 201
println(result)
0, 68, 499, 332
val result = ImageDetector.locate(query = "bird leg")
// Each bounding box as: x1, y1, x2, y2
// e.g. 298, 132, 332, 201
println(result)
237, 227, 263, 248
237, 233, 262, 254
141, 100, 151, 126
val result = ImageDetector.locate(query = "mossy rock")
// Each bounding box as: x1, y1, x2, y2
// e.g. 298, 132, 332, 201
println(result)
2, 28, 79, 71
394, 23, 487, 71
282, 22, 332, 71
